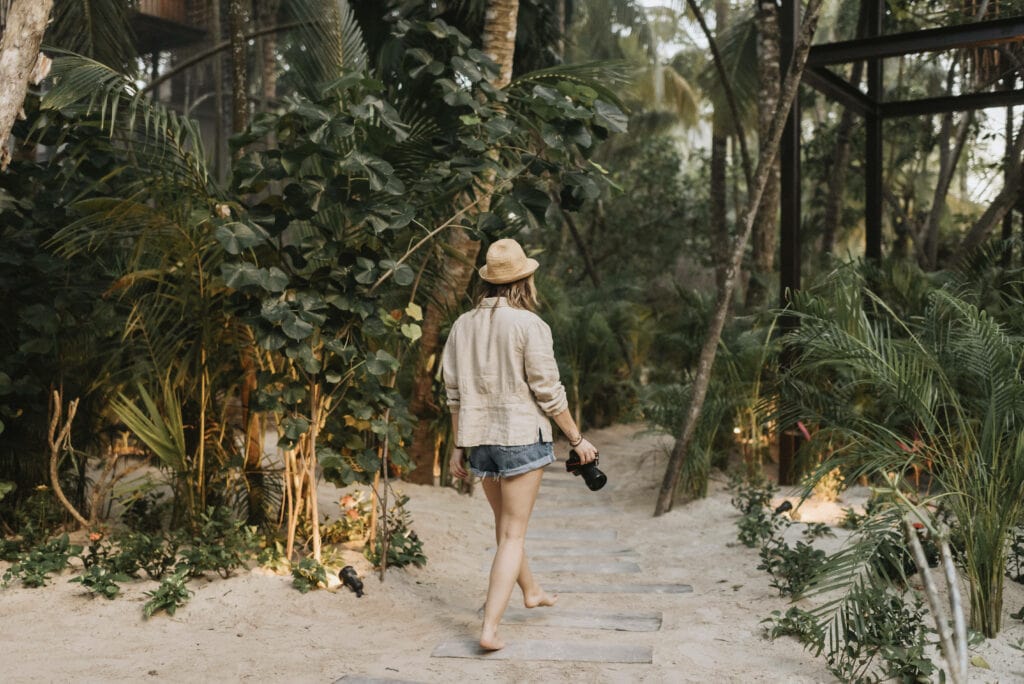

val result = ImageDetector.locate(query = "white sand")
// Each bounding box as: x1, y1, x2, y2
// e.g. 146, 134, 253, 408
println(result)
3, 423, 1023, 683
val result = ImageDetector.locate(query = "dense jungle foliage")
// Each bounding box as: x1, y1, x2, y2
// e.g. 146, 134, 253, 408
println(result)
1, 0, 1023, 656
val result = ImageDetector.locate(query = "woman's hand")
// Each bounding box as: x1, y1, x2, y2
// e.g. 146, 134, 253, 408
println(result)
450, 447, 468, 480
572, 437, 599, 464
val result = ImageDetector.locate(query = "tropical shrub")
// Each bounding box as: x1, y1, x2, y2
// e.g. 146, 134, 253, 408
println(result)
780, 265, 1024, 636
291, 558, 328, 594
143, 568, 193, 617
69, 565, 131, 599
819, 585, 935, 682
175, 507, 259, 579
364, 494, 426, 569
758, 536, 827, 597
726, 474, 784, 548
1, 534, 82, 588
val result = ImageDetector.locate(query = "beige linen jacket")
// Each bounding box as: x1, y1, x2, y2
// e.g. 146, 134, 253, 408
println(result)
442, 297, 568, 447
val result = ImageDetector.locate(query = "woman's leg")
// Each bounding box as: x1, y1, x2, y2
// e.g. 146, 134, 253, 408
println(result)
479, 468, 544, 650
481, 477, 558, 609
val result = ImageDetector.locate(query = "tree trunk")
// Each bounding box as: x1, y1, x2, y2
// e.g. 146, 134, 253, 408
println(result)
229, 0, 249, 137
554, 0, 566, 60
210, 0, 226, 179
919, 111, 971, 268
746, 0, 781, 309
406, 1, 521, 485
958, 118, 1024, 256
654, 0, 824, 517
0, 0, 54, 170
710, 0, 730, 294
257, 0, 281, 107
482, 1, 519, 88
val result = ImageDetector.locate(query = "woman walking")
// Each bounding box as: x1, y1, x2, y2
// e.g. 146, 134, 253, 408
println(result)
442, 238, 599, 651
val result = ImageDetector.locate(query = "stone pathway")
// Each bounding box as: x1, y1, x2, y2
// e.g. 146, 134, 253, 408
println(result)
429, 462, 693, 667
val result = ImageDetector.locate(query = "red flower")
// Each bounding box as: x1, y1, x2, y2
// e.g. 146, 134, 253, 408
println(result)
912, 522, 925, 530
340, 495, 356, 508
346, 508, 361, 520
88, 532, 103, 542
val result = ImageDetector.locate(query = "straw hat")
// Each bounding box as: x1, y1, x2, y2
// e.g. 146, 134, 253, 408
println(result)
478, 238, 539, 284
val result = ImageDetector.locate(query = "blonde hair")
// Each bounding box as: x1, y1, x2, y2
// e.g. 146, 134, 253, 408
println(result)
477, 274, 539, 311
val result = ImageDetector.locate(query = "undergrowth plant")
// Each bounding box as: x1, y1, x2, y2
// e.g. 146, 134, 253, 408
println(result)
321, 493, 372, 544
69, 565, 131, 599
143, 568, 193, 617
1, 534, 81, 588
727, 475, 781, 548
365, 494, 426, 569
1008, 527, 1024, 584
762, 606, 823, 647
758, 536, 827, 597
291, 558, 327, 593
176, 506, 259, 578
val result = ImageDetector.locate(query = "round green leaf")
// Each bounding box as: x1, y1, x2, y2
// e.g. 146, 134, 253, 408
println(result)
393, 264, 415, 286
215, 222, 267, 254
401, 323, 422, 342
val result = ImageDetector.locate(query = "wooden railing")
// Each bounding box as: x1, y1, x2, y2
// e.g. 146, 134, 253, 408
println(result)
136, 0, 189, 25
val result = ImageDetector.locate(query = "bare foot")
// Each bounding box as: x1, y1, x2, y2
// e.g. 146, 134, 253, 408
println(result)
524, 590, 558, 609
480, 628, 505, 651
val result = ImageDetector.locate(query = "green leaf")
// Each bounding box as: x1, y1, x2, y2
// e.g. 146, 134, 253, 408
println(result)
393, 264, 415, 286
282, 314, 315, 340
593, 100, 628, 133
401, 323, 422, 343
405, 303, 423, 321
0, 480, 14, 502
215, 222, 268, 254
365, 350, 399, 376
282, 416, 310, 442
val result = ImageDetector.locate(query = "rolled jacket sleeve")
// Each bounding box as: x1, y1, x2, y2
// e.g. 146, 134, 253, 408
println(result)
523, 320, 568, 416
441, 329, 460, 408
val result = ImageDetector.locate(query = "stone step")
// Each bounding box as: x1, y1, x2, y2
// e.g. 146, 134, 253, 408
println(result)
527, 528, 616, 542
485, 545, 637, 557
482, 559, 640, 574
431, 639, 652, 664
543, 583, 693, 595
333, 676, 421, 684
493, 608, 662, 632
533, 505, 614, 518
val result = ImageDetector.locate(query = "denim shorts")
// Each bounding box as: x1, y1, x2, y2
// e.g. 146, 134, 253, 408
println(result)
469, 439, 555, 479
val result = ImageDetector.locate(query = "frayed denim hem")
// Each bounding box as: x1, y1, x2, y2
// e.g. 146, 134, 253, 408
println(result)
469, 451, 555, 480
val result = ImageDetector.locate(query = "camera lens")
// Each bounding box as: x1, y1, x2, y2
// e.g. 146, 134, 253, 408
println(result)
580, 461, 607, 491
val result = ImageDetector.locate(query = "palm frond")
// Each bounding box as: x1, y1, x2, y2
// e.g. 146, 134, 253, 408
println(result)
42, 55, 214, 197
285, 0, 370, 97
46, 0, 137, 71
697, 7, 757, 134
110, 382, 188, 473
508, 60, 632, 109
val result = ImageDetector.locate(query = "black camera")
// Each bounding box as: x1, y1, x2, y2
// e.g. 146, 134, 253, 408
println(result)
565, 450, 607, 491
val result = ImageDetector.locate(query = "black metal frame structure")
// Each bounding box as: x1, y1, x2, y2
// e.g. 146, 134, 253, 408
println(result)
775, 0, 1024, 484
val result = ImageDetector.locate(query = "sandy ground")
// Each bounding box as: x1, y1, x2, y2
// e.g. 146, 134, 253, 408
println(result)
3, 423, 1023, 683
